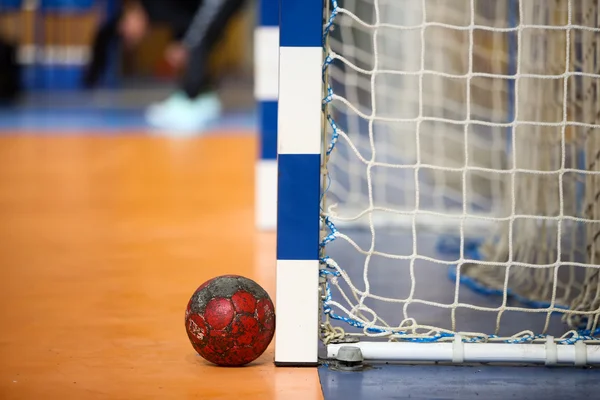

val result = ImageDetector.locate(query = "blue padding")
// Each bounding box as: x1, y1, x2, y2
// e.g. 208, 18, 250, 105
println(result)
280, 0, 324, 47
259, 0, 279, 27
260, 101, 278, 160
28, 64, 85, 90
45, 65, 84, 90
277, 154, 321, 260
40, 0, 94, 11
0, 0, 22, 9
20, 65, 42, 91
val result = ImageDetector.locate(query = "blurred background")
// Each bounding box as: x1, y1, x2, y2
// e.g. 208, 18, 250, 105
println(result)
0, 0, 255, 130
0, 2, 286, 397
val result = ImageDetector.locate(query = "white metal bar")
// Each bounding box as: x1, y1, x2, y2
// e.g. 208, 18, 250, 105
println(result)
328, 340, 600, 366
277, 46, 323, 155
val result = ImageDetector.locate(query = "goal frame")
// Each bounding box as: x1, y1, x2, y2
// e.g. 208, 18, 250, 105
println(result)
274, 0, 323, 366
254, 0, 279, 230
273, 0, 600, 367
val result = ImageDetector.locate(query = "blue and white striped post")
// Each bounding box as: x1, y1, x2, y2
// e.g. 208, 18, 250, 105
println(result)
274, 0, 323, 366
254, 0, 279, 230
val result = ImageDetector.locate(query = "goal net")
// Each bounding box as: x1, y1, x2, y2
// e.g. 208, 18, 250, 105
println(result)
320, 0, 600, 362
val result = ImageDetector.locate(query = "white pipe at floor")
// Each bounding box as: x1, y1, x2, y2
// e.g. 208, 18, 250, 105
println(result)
327, 337, 600, 366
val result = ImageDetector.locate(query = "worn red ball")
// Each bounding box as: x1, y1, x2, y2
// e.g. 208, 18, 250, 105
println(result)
185, 275, 276, 366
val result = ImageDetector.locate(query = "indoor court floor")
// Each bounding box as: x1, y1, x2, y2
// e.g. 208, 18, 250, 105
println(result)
0, 92, 322, 399
2, 90, 600, 400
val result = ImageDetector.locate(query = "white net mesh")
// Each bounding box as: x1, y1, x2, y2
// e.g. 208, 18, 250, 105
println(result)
320, 0, 600, 345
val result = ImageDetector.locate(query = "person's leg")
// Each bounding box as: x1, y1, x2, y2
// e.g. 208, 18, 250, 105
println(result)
0, 35, 21, 104
83, 9, 122, 88
179, 0, 246, 99
146, 0, 247, 133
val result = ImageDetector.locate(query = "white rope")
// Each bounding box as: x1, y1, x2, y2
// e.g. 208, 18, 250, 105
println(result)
321, 0, 600, 346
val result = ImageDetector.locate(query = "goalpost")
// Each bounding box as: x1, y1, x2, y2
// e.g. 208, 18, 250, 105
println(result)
275, 0, 600, 366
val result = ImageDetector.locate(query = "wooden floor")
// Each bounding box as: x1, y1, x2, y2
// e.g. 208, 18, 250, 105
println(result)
0, 133, 323, 400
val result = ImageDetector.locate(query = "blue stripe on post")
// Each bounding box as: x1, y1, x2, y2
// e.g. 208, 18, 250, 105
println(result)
277, 154, 321, 260
280, 0, 324, 47
260, 101, 278, 160
259, 0, 279, 27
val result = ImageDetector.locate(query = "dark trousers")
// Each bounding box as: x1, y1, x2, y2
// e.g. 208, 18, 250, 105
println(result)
0, 35, 21, 104
85, 0, 246, 98
141, 0, 247, 98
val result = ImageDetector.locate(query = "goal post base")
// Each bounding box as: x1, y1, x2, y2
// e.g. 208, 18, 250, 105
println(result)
273, 361, 320, 368
274, 260, 320, 366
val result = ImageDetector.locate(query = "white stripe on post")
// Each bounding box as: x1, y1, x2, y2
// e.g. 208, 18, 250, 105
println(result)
274, 260, 320, 364
254, 0, 280, 231
277, 47, 323, 155
254, 26, 280, 101
255, 159, 277, 230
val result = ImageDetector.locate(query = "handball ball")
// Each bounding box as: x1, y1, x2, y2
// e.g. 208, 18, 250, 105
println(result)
185, 275, 276, 366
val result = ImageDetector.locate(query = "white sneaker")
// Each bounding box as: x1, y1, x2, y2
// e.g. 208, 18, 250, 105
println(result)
145, 91, 222, 134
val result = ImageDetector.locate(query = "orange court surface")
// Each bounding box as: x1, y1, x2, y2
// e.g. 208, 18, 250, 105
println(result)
0, 132, 324, 399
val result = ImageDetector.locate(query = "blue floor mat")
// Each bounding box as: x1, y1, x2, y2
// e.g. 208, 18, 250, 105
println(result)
319, 363, 600, 400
